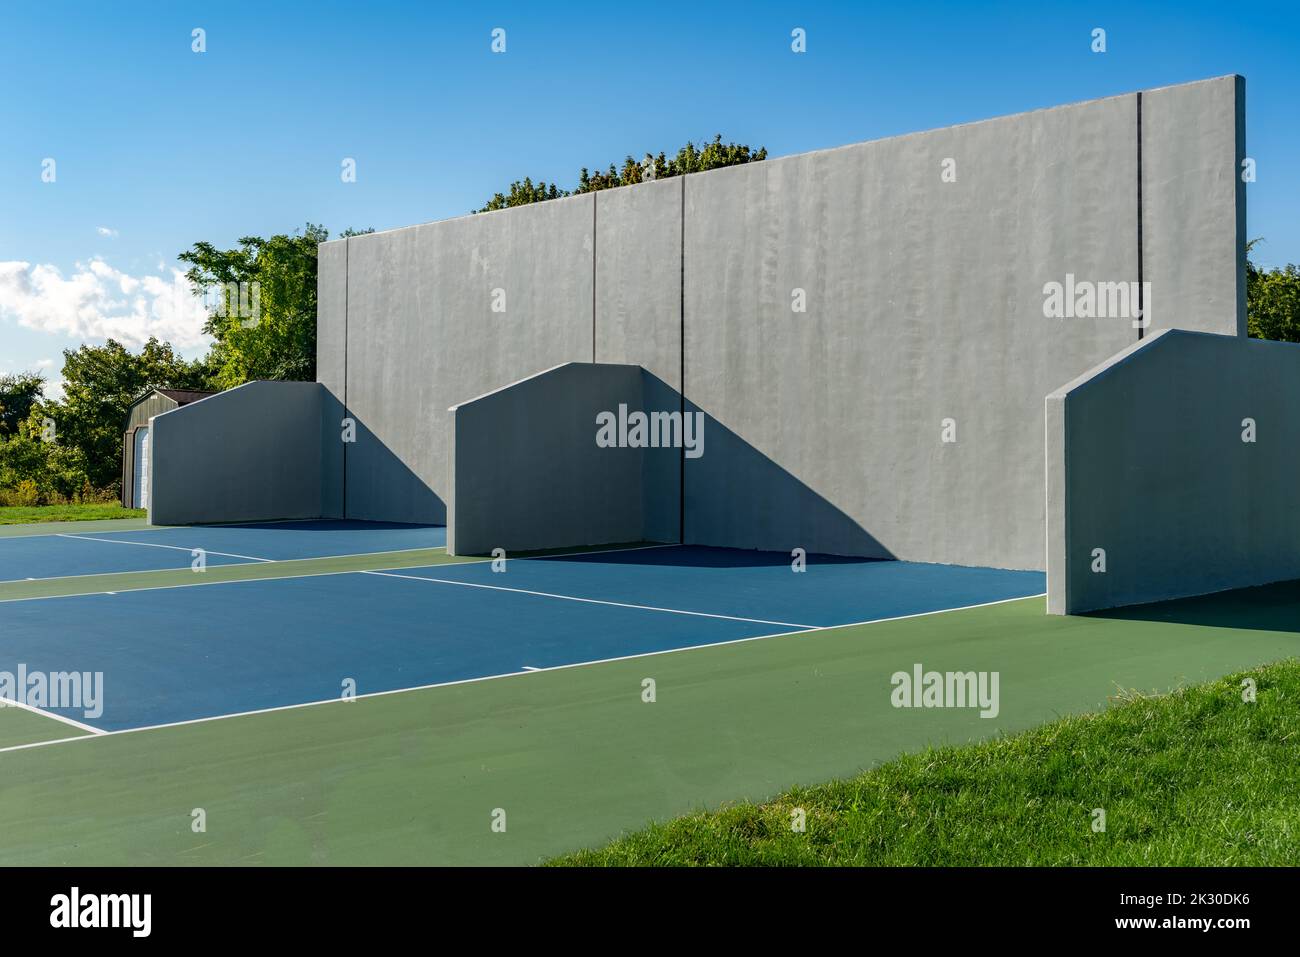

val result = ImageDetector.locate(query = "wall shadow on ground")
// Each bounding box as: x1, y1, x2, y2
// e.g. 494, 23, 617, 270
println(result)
1084, 578, 1300, 634
538, 544, 890, 570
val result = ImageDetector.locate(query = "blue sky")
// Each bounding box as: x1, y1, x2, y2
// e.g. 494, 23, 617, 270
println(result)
1, 1, 1296, 391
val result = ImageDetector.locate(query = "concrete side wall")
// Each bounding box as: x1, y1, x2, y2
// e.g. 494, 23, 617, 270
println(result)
594, 177, 683, 543
343, 194, 595, 524
447, 363, 670, 555
148, 381, 326, 526
317, 238, 348, 518
684, 89, 1151, 569
1142, 76, 1248, 337
317, 239, 348, 408
1047, 330, 1300, 614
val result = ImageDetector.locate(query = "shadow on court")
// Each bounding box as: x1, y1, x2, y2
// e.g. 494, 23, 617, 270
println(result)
1085, 578, 1300, 634
539, 544, 890, 569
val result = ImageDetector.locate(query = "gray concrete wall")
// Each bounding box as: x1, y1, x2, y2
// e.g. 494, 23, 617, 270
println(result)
148, 381, 327, 526
1047, 330, 1300, 614
447, 363, 676, 555
593, 177, 684, 543
317, 75, 1244, 572
342, 194, 595, 524
1142, 76, 1248, 337
317, 238, 348, 518
685, 89, 1134, 567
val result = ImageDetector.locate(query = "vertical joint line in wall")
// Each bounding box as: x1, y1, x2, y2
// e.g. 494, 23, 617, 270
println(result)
678, 175, 686, 545
1136, 91, 1144, 342
592, 194, 597, 362
342, 237, 349, 518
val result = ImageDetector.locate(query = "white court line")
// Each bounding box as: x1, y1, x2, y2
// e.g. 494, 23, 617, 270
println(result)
0, 545, 449, 586
0, 517, 405, 542
0, 592, 1045, 755
56, 533, 272, 564
0, 568, 364, 604
0, 542, 678, 604
361, 568, 817, 629
0, 696, 107, 735
0, 524, 164, 542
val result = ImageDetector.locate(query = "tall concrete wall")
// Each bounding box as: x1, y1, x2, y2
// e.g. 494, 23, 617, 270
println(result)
1142, 76, 1248, 337
318, 75, 1245, 571
685, 87, 1138, 567
317, 238, 348, 518
447, 363, 676, 555
336, 194, 595, 525
593, 177, 683, 543
1047, 330, 1300, 614
148, 381, 328, 526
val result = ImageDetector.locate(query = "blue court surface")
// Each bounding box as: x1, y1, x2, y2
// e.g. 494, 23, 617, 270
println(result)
0, 529, 1045, 733
0, 520, 445, 582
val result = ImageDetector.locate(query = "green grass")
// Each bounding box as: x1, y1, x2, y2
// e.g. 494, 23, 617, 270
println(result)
1, 586, 1298, 865
551, 660, 1300, 866
0, 503, 145, 525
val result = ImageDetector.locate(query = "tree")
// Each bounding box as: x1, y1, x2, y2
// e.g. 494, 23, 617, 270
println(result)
0, 373, 44, 438
475, 135, 766, 212
179, 224, 330, 388
1246, 240, 1300, 343
479, 179, 568, 213
36, 338, 208, 492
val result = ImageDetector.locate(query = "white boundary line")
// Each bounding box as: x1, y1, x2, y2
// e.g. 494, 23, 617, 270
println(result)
0, 568, 366, 605
55, 533, 273, 564
0, 542, 678, 604
362, 569, 816, 628
0, 522, 161, 542
0, 516, 423, 542
0, 696, 107, 735
0, 591, 1045, 756
0, 545, 449, 586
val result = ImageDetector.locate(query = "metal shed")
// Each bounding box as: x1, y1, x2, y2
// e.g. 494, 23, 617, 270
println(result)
121, 388, 217, 509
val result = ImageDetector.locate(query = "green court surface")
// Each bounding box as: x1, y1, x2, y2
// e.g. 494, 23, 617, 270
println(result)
0, 517, 154, 538
0, 705, 92, 749
0, 547, 471, 603
2, 583, 1298, 865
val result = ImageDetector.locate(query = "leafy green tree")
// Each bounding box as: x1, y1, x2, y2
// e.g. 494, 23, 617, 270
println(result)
33, 338, 208, 492
179, 224, 330, 388
478, 179, 568, 212
0, 373, 44, 438
476, 135, 766, 212
1247, 240, 1300, 343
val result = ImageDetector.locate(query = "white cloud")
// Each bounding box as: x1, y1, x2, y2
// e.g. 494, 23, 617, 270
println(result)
96, 226, 119, 238
0, 258, 210, 349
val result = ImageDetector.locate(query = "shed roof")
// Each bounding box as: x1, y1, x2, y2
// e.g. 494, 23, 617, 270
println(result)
127, 387, 218, 410
154, 388, 218, 405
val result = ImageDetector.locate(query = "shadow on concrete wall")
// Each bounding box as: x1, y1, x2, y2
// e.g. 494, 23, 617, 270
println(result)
343, 414, 445, 525
684, 400, 894, 560
438, 363, 890, 559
